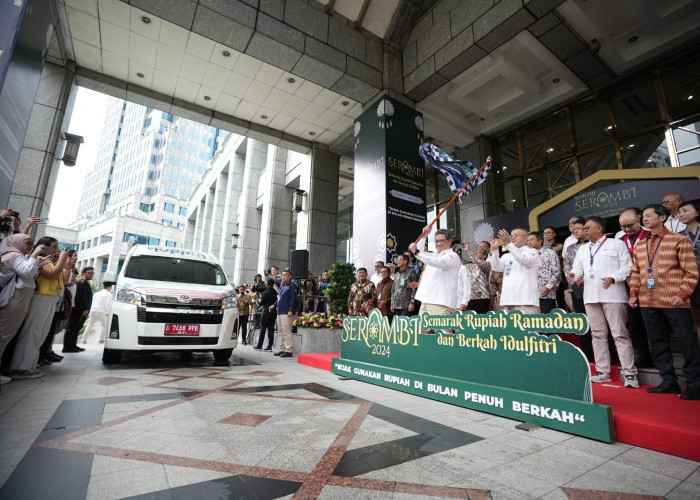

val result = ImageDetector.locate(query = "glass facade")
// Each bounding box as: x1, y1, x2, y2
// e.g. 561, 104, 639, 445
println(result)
491, 46, 700, 215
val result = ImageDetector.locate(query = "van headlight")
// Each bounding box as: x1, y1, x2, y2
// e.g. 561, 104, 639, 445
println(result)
116, 289, 145, 305
221, 295, 237, 310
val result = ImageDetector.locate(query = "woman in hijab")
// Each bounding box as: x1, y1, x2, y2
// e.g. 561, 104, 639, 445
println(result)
6, 236, 68, 380
0, 234, 50, 384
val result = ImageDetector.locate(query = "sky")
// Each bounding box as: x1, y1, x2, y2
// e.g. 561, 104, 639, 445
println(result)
48, 87, 108, 227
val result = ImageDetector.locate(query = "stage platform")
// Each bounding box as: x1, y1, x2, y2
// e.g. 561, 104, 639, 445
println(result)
298, 353, 700, 462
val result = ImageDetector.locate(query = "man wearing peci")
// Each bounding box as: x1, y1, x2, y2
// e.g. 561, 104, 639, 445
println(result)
487, 228, 541, 313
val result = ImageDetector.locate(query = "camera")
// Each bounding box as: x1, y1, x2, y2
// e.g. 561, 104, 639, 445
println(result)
0, 216, 13, 234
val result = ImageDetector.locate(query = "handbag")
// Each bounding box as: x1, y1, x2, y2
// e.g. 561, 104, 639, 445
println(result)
0, 274, 19, 308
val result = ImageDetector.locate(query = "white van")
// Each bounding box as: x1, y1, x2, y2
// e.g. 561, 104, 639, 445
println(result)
103, 245, 239, 363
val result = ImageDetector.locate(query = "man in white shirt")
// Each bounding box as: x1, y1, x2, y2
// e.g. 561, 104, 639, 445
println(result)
527, 231, 560, 314
408, 225, 461, 317
369, 261, 384, 286
569, 216, 638, 388
487, 228, 541, 313
662, 192, 686, 232
82, 282, 114, 344
562, 216, 583, 260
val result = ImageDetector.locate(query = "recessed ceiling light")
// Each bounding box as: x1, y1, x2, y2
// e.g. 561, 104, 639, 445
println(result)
511, 199, 516, 203
141, 16, 151, 24
342, 100, 350, 106
222, 50, 231, 57
605, 125, 613, 131
552, 78, 560, 84
287, 77, 296, 84
309, 131, 316, 136
628, 35, 639, 43
503, 166, 507, 170
627, 144, 635, 149
260, 114, 268, 119
136, 72, 144, 78
203, 95, 211, 101
527, 178, 532, 181
547, 147, 554, 153
684, 94, 694, 101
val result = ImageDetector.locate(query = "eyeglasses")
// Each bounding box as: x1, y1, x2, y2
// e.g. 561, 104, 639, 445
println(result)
510, 233, 525, 238
582, 227, 593, 231
619, 222, 637, 229
435, 238, 447, 243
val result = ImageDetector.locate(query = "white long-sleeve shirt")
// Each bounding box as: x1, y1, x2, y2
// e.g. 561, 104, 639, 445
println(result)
414, 237, 462, 309
571, 237, 631, 304
457, 265, 471, 308
89, 288, 113, 314
489, 243, 541, 307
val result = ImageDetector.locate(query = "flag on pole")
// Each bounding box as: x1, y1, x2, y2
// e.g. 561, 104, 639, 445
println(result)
419, 143, 491, 198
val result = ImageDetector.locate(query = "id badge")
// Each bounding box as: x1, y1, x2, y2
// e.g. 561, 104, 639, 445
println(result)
589, 271, 595, 280
647, 277, 655, 289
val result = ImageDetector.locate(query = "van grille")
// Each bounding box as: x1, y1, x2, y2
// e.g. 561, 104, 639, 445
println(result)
137, 310, 224, 324
138, 336, 219, 345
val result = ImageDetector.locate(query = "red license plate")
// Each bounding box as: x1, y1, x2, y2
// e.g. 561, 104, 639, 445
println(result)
165, 324, 200, 335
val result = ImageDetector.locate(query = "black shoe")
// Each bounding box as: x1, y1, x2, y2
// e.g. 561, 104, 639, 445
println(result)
646, 382, 681, 394
76, 346, 85, 351
62, 347, 81, 353
273, 351, 282, 356
51, 351, 64, 359
280, 352, 293, 358
679, 390, 700, 400
253, 346, 262, 350
47, 353, 63, 362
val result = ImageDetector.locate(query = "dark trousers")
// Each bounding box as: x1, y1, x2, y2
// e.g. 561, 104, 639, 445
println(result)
539, 298, 557, 315
467, 299, 490, 314
256, 312, 276, 349
640, 307, 700, 392
63, 310, 86, 349
393, 308, 410, 317
39, 312, 64, 358
627, 304, 652, 366
239, 315, 249, 343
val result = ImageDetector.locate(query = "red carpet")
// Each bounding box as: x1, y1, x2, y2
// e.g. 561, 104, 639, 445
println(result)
297, 352, 338, 371
589, 365, 700, 461
298, 353, 700, 461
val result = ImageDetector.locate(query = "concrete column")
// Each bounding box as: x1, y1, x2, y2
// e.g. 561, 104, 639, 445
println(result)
258, 145, 293, 273
307, 145, 339, 274
198, 190, 213, 250
232, 139, 267, 285
207, 176, 225, 253
219, 154, 245, 279
7, 62, 75, 228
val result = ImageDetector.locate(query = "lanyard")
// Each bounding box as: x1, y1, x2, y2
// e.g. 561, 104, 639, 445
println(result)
687, 228, 700, 248
589, 236, 607, 266
668, 217, 681, 232
646, 237, 663, 272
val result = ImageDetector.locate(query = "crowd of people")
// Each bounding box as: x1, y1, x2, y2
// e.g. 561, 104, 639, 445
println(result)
1, 209, 115, 385
345, 192, 700, 401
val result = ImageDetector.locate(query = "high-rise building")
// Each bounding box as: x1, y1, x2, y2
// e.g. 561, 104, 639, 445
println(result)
66, 99, 227, 279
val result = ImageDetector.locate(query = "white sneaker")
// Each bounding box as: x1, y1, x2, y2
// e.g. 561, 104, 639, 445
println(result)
591, 372, 611, 383
12, 369, 46, 379
0, 375, 12, 385
624, 374, 639, 389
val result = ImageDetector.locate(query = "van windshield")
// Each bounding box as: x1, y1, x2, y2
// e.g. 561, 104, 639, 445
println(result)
124, 256, 228, 285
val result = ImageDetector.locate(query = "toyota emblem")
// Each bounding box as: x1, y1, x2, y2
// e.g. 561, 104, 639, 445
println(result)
178, 295, 192, 303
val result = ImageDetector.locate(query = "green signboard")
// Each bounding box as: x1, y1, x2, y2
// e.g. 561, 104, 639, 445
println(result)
332, 309, 614, 442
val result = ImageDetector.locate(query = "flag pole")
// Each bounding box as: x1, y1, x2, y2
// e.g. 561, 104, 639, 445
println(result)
413, 156, 492, 245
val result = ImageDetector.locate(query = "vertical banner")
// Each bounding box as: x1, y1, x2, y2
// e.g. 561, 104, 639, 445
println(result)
353, 95, 426, 270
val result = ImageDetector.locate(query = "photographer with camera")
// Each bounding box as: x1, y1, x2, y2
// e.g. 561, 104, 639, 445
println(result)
1, 209, 44, 245
0, 235, 52, 384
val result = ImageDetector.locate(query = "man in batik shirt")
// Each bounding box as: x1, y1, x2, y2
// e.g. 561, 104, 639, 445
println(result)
391, 253, 418, 316
528, 231, 561, 314
348, 267, 376, 316
464, 241, 491, 314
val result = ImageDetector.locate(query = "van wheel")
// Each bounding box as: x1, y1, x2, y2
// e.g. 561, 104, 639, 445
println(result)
102, 348, 122, 364
213, 349, 233, 363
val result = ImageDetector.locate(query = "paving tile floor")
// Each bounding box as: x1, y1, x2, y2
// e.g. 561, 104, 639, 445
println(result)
0, 344, 699, 499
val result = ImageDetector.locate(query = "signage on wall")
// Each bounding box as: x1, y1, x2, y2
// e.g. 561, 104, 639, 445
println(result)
353, 95, 426, 270
538, 178, 700, 228
332, 309, 614, 442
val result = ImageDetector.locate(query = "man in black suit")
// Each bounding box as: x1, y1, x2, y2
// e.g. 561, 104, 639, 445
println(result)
62, 267, 94, 352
